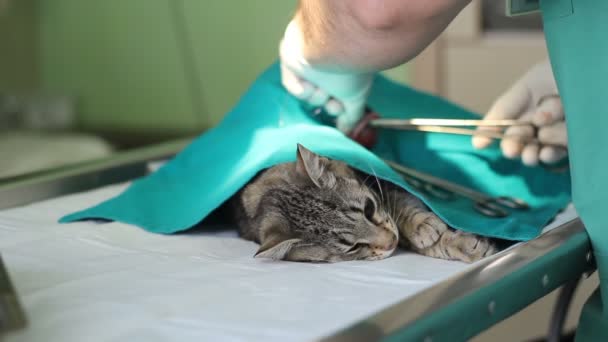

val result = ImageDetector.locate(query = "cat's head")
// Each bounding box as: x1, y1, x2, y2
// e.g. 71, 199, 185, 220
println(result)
255, 144, 399, 262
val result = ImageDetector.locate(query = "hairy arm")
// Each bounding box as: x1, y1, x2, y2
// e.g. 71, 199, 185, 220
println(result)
295, 0, 471, 72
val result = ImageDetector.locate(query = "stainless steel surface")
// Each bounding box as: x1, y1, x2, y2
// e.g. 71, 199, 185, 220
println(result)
547, 279, 580, 342
385, 160, 488, 201
320, 218, 591, 342
0, 138, 190, 209
385, 159, 529, 218
0, 255, 26, 334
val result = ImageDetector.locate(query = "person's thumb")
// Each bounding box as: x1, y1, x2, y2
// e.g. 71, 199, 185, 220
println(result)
473, 81, 531, 149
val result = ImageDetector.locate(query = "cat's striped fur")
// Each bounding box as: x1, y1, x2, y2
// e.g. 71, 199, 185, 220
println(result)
230, 144, 497, 263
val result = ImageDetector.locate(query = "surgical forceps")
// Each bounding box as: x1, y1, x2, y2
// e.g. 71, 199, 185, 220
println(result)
370, 117, 539, 142
348, 109, 548, 149
384, 160, 530, 218
347, 109, 569, 172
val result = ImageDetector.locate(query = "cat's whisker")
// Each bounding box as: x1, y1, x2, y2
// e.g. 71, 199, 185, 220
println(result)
392, 201, 399, 221
393, 190, 398, 219
369, 165, 386, 208
364, 164, 382, 200
394, 196, 407, 224
396, 206, 406, 225
361, 173, 372, 186
392, 203, 400, 221
391, 189, 398, 220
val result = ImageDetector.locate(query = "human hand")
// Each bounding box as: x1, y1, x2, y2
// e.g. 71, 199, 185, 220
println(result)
473, 60, 568, 166
279, 20, 373, 132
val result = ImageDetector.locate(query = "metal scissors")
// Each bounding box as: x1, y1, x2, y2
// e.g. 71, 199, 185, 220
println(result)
384, 159, 530, 218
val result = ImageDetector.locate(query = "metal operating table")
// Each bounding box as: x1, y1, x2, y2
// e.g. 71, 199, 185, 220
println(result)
0, 139, 593, 342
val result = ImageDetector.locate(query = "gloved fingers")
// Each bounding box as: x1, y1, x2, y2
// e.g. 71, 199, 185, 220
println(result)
539, 146, 568, 164
281, 63, 332, 110
500, 111, 536, 159
473, 81, 532, 149
521, 143, 541, 167
280, 63, 314, 99
532, 96, 564, 126
538, 121, 568, 147
307, 88, 330, 106
281, 59, 368, 132
336, 100, 366, 132
324, 99, 343, 116
472, 127, 502, 150
500, 124, 535, 159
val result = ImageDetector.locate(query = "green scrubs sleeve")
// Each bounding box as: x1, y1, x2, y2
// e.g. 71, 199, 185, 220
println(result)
541, 0, 608, 338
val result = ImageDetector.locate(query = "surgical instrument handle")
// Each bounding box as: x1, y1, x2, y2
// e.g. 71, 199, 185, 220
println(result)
370, 118, 530, 127
372, 124, 544, 145
384, 160, 529, 210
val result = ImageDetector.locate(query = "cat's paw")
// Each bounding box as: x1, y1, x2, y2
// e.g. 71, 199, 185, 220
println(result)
445, 230, 497, 263
407, 212, 448, 249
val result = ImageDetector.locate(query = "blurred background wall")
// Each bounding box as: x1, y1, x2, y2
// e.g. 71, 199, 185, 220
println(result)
3, 0, 408, 147
37, 0, 299, 145
0, 0, 37, 93
409, 0, 548, 114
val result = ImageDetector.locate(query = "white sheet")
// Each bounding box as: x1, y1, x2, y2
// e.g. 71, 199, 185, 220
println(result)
0, 181, 577, 342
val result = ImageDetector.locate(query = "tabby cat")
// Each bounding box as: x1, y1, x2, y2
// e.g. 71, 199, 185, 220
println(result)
230, 144, 497, 263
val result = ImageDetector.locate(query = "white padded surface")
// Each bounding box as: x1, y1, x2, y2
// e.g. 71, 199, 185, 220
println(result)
0, 182, 577, 342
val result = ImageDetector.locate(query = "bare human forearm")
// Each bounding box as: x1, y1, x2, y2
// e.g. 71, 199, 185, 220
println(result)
294, 0, 471, 72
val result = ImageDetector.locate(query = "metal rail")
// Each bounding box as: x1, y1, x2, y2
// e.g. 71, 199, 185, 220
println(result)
0, 256, 26, 334
0, 138, 190, 210
320, 218, 593, 342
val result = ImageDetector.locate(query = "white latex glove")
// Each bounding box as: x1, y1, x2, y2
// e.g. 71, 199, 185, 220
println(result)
473, 60, 568, 166
279, 20, 374, 132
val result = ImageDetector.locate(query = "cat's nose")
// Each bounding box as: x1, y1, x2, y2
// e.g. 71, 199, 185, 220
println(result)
375, 234, 398, 251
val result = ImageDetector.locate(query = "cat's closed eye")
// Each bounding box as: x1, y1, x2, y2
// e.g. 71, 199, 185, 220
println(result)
346, 242, 368, 254
364, 198, 376, 222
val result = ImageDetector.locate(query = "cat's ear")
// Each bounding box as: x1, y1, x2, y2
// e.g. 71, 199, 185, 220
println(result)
255, 237, 301, 260
296, 144, 334, 188
256, 219, 300, 260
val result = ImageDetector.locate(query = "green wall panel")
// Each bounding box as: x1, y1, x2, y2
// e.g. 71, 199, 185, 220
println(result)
38, 1, 408, 134
0, 0, 38, 93
181, 0, 296, 125
38, 0, 197, 133
183, 0, 408, 125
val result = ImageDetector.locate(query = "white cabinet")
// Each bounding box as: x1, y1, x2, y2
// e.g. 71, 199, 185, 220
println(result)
410, 0, 548, 115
